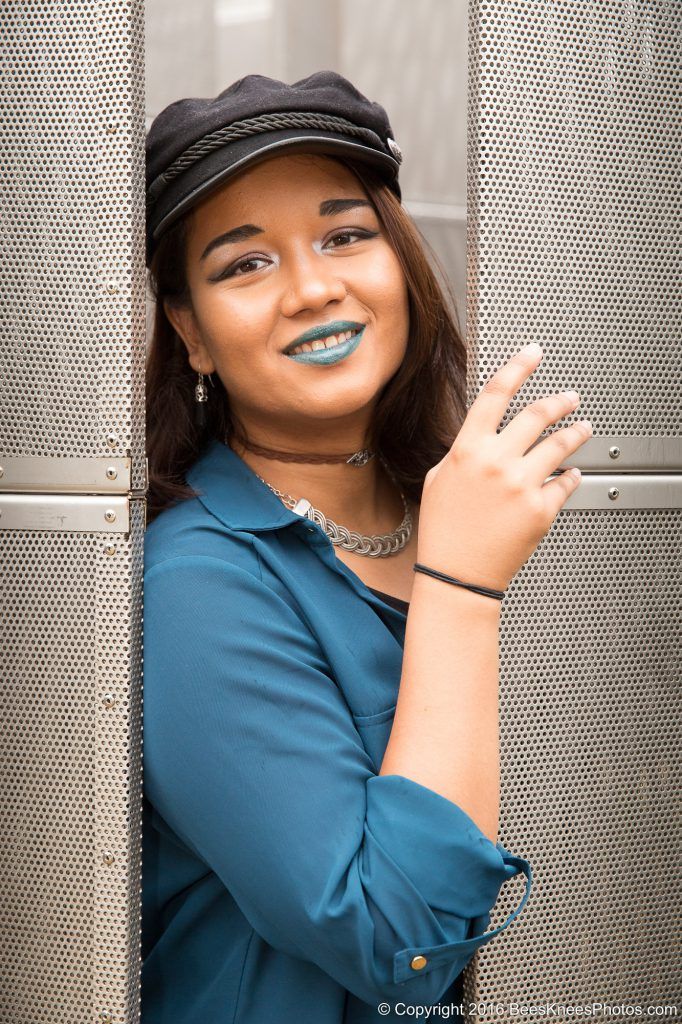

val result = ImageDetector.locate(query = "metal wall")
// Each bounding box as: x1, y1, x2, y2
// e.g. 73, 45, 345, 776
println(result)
0, 2, 146, 1021
466, 0, 681, 1009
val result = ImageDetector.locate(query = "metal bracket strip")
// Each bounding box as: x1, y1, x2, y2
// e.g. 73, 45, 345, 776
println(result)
0, 456, 150, 493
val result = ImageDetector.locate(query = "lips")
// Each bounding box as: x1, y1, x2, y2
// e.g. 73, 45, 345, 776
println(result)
281, 320, 366, 355
286, 327, 362, 357
284, 325, 366, 366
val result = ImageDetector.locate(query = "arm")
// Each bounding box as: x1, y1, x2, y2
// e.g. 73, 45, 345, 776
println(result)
142, 553, 531, 1006
380, 569, 503, 844
380, 341, 588, 856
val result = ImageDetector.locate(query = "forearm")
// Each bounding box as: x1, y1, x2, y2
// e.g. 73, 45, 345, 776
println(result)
379, 569, 502, 844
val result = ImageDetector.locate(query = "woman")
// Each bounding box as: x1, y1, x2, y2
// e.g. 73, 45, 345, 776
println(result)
141, 71, 588, 1022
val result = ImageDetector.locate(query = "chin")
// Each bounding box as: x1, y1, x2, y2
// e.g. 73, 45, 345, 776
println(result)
283, 384, 380, 423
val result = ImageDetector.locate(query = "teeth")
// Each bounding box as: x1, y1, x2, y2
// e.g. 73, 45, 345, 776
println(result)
326, 329, 352, 347
288, 328, 360, 356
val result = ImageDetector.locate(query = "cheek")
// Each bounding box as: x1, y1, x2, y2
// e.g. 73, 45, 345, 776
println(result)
200, 292, 275, 365
358, 249, 409, 321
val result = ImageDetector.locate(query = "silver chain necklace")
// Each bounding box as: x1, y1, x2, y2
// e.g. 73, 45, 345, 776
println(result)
254, 471, 413, 558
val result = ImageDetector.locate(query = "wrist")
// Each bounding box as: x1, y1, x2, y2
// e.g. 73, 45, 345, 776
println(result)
411, 565, 503, 619
414, 551, 508, 600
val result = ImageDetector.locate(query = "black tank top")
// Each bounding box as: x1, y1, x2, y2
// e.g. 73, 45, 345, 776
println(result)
368, 587, 409, 615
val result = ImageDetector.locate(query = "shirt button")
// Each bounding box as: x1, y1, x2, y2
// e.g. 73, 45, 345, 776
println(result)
410, 955, 428, 970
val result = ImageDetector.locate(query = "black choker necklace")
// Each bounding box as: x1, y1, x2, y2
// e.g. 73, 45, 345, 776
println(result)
227, 433, 376, 467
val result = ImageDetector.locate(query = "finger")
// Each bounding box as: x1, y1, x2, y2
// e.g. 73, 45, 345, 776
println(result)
462, 343, 543, 440
522, 420, 593, 483
500, 389, 582, 457
540, 465, 582, 516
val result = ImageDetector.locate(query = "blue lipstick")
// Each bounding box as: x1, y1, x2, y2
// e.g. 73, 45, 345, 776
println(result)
283, 322, 366, 366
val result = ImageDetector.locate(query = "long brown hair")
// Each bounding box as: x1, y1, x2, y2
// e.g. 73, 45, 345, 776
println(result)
145, 156, 468, 525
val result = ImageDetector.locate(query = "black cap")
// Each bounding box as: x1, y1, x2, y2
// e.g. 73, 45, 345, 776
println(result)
145, 70, 403, 269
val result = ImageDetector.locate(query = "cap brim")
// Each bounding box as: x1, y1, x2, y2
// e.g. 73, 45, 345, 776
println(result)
147, 128, 401, 257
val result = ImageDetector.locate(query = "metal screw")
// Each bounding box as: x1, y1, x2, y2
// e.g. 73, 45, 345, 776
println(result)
102, 694, 117, 709
104, 509, 116, 523
609, 446, 621, 459
106, 466, 118, 480
105, 544, 116, 556
106, 281, 119, 294
99, 1013, 113, 1024
0, 466, 4, 478
608, 487, 620, 500
102, 851, 115, 867
106, 433, 118, 448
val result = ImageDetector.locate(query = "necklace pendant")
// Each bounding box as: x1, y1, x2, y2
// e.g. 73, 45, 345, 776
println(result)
292, 497, 313, 518
346, 449, 374, 467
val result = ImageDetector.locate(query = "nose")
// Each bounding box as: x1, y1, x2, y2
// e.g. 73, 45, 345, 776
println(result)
279, 247, 347, 318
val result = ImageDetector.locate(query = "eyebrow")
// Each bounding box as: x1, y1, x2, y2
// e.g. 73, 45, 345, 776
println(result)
198, 198, 373, 263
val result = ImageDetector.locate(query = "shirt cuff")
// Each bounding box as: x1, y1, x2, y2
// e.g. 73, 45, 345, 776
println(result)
364, 774, 532, 985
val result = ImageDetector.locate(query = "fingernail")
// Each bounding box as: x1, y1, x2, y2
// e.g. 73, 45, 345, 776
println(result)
522, 343, 542, 357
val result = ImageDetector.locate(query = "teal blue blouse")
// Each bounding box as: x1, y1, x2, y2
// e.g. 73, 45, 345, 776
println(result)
141, 438, 532, 1022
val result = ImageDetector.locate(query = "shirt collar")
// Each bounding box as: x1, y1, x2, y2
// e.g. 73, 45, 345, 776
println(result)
185, 437, 305, 533
186, 439, 410, 630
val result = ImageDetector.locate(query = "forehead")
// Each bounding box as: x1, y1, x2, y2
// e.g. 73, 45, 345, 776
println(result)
190, 154, 364, 229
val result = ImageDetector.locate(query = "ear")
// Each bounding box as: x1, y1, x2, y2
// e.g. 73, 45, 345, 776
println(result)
163, 300, 216, 375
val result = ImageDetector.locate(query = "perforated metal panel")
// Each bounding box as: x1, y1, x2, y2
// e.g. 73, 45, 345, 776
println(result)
0, 0, 146, 483
0, 2, 146, 1022
466, 0, 681, 1011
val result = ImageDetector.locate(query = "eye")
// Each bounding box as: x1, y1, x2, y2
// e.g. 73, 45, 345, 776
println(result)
212, 255, 270, 281
325, 228, 379, 249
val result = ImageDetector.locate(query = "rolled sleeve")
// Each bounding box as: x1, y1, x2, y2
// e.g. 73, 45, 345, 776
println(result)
142, 553, 532, 1007
364, 774, 532, 984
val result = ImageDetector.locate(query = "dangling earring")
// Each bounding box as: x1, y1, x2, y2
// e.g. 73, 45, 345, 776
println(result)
194, 365, 211, 431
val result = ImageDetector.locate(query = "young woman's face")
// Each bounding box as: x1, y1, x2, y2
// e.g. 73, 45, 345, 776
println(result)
170, 153, 410, 437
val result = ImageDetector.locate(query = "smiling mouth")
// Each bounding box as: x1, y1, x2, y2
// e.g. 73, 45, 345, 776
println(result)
285, 327, 363, 357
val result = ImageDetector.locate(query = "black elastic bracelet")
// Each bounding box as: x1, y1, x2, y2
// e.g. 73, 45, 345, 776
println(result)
412, 562, 505, 601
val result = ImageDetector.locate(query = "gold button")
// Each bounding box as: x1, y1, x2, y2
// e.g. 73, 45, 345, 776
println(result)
410, 955, 428, 970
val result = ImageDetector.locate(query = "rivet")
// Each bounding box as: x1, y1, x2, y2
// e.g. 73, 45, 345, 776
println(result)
106, 433, 118, 448
104, 509, 116, 523
609, 446, 621, 459
106, 281, 119, 294
410, 954, 428, 970
105, 544, 116, 556
608, 487, 620, 500
102, 851, 115, 867
102, 693, 117, 709
106, 466, 118, 480
387, 137, 403, 162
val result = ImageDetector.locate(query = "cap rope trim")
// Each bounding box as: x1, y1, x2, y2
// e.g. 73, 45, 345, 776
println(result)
147, 110, 394, 208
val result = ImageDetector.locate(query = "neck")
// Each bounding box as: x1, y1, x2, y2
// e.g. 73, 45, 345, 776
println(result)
227, 432, 405, 535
